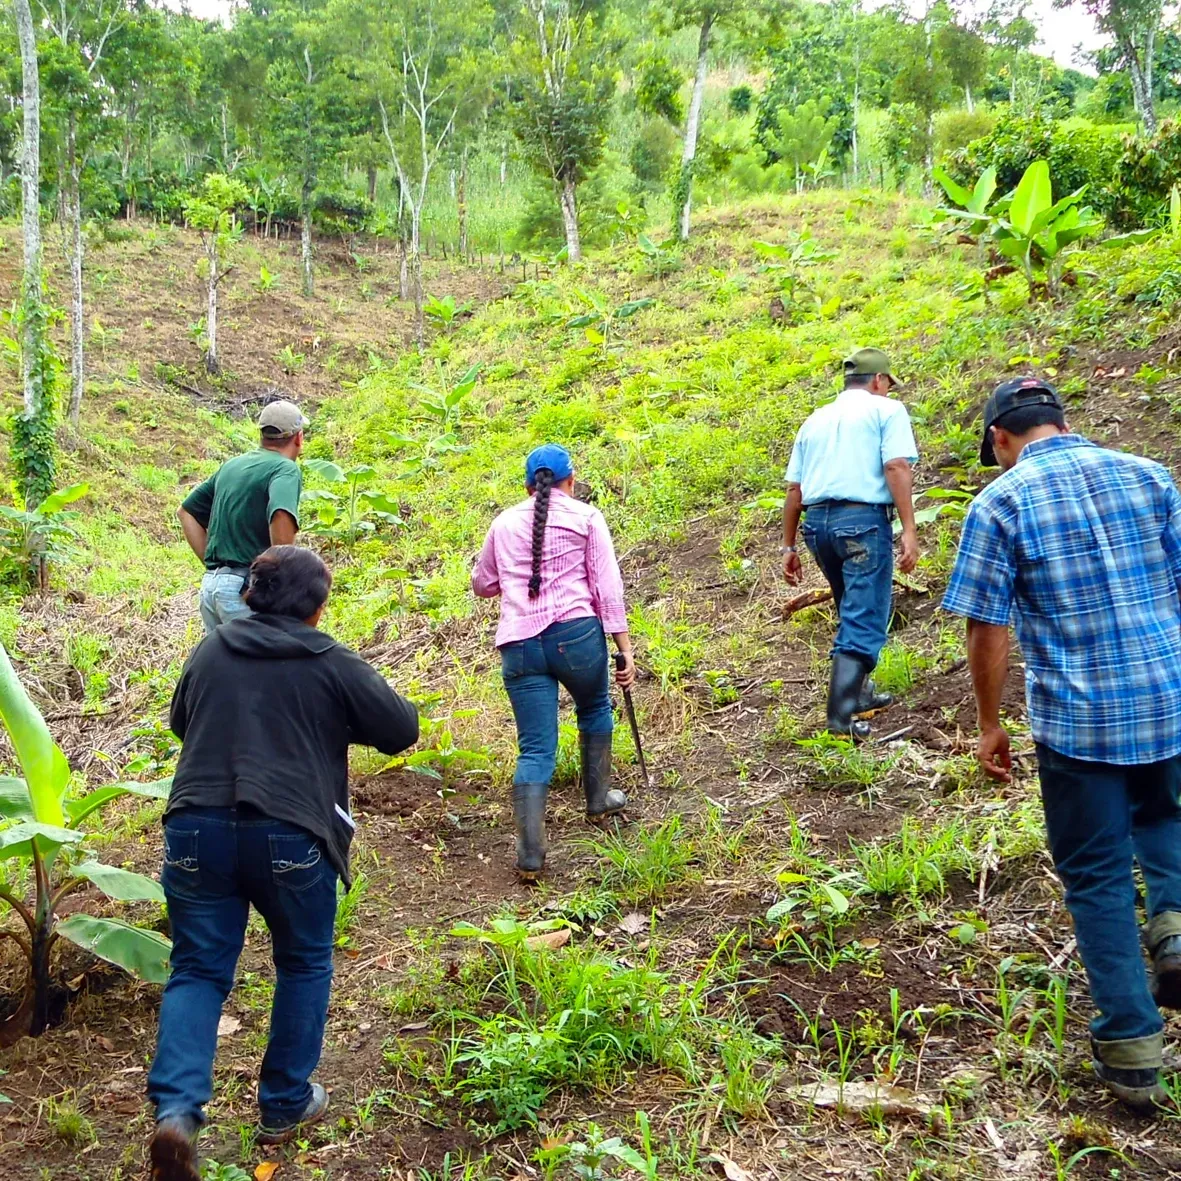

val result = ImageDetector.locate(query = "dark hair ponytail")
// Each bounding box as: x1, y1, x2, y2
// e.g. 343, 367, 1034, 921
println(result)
528, 467, 555, 599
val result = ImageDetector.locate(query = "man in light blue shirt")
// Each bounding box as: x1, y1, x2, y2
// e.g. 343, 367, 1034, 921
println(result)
783, 348, 919, 739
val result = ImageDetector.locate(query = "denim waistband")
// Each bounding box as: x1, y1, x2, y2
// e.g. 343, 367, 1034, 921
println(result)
804, 500, 891, 512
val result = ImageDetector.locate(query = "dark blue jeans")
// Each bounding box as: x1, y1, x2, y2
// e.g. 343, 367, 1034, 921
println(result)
501, 616, 613, 786
1037, 744, 1181, 1043
802, 502, 894, 665
147, 806, 338, 1127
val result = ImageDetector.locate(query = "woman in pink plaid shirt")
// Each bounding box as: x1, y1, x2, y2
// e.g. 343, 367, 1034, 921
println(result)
473, 444, 637, 881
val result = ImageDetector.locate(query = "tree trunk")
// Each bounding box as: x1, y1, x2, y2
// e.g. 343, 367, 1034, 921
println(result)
457, 151, 469, 259
851, 75, 860, 185
500, 143, 507, 185
301, 185, 314, 298
1126, 30, 1157, 135
367, 164, 378, 203
205, 238, 219, 374
410, 205, 424, 346
15, 0, 42, 421
558, 178, 581, 262
677, 13, 714, 243
965, 85, 974, 114
399, 236, 409, 300
66, 115, 85, 431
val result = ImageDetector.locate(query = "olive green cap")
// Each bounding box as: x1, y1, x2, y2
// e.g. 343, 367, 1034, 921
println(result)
843, 347, 903, 388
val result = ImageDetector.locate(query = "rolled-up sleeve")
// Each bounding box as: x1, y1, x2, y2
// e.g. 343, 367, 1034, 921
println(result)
586, 511, 628, 633
471, 524, 501, 598
941, 499, 1014, 625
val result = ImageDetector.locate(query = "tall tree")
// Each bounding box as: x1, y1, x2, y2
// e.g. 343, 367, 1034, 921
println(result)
344, 0, 489, 344
1068, 0, 1162, 131
661, 0, 771, 241
505, 0, 618, 262
254, 0, 345, 297
39, 0, 122, 431
13, 0, 58, 524
936, 19, 988, 112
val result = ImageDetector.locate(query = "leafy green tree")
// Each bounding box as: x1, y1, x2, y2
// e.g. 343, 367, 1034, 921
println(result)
184, 173, 249, 374
1068, 0, 1165, 130
658, 0, 774, 241
634, 49, 684, 123
12, 0, 57, 535
505, 0, 619, 262
253, 0, 348, 296
935, 20, 988, 112
764, 101, 840, 193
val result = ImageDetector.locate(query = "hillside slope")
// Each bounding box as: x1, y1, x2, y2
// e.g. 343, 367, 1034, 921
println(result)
3, 196, 1181, 1179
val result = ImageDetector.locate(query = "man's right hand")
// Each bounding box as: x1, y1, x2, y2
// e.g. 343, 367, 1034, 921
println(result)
898, 528, 919, 574
783, 550, 802, 585
977, 725, 1012, 783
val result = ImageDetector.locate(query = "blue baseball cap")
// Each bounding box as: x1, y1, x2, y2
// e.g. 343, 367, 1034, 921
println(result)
525, 444, 573, 488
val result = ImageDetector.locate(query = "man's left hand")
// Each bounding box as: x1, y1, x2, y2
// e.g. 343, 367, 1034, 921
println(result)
783, 550, 803, 585
898, 528, 919, 574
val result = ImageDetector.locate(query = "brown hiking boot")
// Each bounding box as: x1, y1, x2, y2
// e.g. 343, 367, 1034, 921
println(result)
1152, 934, 1181, 1010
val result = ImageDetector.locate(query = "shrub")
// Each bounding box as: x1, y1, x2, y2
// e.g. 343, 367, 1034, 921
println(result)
1110, 120, 1181, 229
529, 399, 605, 441
630, 118, 680, 190
935, 108, 997, 159
943, 114, 1126, 215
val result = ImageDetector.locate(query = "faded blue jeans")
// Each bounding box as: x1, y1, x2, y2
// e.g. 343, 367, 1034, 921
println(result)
501, 616, 613, 786
802, 501, 894, 665
1037, 744, 1181, 1046
198, 567, 253, 634
147, 806, 338, 1128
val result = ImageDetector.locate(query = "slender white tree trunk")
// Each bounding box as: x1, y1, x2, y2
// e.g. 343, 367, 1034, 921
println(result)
15, 0, 42, 418
559, 178, 581, 262
678, 13, 714, 243
301, 185, 314, 297
205, 237, 219, 374
965, 85, 974, 114
66, 120, 85, 429
410, 203, 423, 346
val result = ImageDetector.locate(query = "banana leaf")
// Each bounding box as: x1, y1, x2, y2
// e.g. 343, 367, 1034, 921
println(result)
1010, 160, 1051, 238
0, 820, 82, 861
0, 642, 69, 827
55, 914, 171, 984
70, 861, 166, 904
0, 777, 33, 822
64, 776, 172, 827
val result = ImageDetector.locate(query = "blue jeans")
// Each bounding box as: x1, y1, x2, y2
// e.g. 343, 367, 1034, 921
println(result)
199, 568, 253, 634
501, 617, 613, 786
1037, 744, 1181, 1043
147, 807, 338, 1127
802, 502, 894, 664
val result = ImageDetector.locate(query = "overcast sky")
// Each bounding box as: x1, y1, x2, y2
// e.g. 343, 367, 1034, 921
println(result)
177, 0, 1108, 71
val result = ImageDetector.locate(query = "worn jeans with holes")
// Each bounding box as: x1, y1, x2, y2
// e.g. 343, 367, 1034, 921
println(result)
198, 568, 253, 635
147, 806, 338, 1127
1037, 743, 1181, 1045
802, 502, 894, 665
501, 616, 613, 786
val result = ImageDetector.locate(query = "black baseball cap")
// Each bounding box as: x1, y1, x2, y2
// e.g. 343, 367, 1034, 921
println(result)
979, 376, 1064, 466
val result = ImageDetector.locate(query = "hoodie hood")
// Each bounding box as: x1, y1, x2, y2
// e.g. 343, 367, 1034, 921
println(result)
215, 613, 337, 659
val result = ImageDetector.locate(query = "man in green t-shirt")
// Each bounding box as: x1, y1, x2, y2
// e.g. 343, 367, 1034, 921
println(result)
178, 400, 308, 633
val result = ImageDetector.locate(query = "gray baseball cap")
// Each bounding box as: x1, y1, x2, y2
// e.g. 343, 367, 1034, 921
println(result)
258, 400, 309, 438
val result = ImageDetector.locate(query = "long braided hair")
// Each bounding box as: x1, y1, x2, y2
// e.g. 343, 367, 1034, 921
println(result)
528, 467, 555, 599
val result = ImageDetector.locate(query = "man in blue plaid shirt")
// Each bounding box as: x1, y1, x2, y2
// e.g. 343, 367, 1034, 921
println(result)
943, 376, 1181, 1111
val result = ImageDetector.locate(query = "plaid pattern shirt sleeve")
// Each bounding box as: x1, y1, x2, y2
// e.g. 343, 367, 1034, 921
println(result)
1160, 475, 1181, 597
941, 496, 1015, 626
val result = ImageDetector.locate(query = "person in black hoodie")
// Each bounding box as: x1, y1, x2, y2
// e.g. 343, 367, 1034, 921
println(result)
147, 546, 418, 1181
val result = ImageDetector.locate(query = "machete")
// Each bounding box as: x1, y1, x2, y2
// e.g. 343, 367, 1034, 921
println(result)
614, 652, 652, 787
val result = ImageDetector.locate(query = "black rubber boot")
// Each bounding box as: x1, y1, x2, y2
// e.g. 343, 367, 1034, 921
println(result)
512, 782, 548, 882
827, 653, 872, 741
1152, 934, 1181, 1009
857, 677, 894, 715
581, 731, 627, 824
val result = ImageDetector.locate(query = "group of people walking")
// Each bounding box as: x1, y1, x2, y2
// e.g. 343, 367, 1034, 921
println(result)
148, 343, 1181, 1176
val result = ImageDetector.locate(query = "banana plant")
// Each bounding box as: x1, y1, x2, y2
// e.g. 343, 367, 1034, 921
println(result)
301, 460, 404, 553
0, 642, 171, 1044
409, 363, 482, 435
933, 164, 997, 238
567, 290, 655, 359
989, 159, 1102, 295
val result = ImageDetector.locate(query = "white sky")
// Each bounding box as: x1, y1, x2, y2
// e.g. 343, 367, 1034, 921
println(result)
177, 0, 1108, 70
